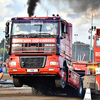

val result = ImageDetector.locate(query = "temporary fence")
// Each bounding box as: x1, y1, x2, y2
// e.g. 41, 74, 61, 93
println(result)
2, 67, 9, 73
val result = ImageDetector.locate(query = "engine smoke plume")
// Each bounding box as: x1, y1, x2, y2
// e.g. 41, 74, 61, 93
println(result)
68, 0, 100, 13
45, 0, 100, 18
27, 0, 40, 17
27, 0, 100, 18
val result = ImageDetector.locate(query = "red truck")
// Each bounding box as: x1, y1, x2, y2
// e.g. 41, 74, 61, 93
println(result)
5, 16, 83, 97
73, 28, 100, 93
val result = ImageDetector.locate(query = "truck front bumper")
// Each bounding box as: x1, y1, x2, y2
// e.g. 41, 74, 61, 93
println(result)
9, 67, 61, 76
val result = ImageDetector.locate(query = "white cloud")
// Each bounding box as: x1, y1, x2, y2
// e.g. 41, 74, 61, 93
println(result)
0, 17, 11, 29
17, 10, 28, 17
0, 17, 12, 41
0, 0, 100, 45
0, 0, 14, 18
15, 0, 27, 4
0, 21, 5, 29
0, 0, 28, 41
86, 7, 100, 18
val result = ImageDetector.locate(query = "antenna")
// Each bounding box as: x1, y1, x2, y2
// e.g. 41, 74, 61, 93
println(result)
89, 14, 93, 62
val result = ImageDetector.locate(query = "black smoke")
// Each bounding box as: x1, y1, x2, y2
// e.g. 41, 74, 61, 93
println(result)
27, 0, 40, 17
68, 0, 100, 13
46, 0, 100, 13
27, 0, 100, 18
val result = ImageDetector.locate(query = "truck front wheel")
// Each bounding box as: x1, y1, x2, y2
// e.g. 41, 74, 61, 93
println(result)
55, 66, 67, 88
13, 76, 23, 87
77, 78, 83, 98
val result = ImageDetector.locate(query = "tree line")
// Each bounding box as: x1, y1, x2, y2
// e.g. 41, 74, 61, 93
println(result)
0, 38, 9, 62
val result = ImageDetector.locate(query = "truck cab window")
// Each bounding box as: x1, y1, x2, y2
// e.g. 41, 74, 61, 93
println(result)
96, 37, 100, 46
60, 22, 66, 38
61, 22, 64, 37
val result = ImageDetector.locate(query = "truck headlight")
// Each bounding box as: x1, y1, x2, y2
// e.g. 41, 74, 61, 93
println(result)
50, 61, 58, 65
9, 61, 16, 65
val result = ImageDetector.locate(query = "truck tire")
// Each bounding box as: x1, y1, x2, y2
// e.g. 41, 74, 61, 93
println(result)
55, 66, 67, 88
77, 78, 83, 98
13, 76, 23, 87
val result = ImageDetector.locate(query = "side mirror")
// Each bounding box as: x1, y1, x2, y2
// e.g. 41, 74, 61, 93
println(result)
64, 25, 68, 34
5, 22, 9, 38
64, 25, 66, 33
6, 22, 9, 26
5, 26, 9, 34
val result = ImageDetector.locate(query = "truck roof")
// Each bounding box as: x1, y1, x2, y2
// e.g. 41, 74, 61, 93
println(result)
11, 16, 72, 26
11, 17, 61, 21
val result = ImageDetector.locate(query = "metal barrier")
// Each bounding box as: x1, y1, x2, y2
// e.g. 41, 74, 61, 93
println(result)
2, 67, 9, 73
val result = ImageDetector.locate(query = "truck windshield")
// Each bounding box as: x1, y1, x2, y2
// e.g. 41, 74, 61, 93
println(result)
12, 21, 59, 36
96, 37, 100, 46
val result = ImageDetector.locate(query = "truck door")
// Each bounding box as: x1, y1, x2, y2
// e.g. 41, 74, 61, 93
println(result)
65, 23, 71, 61
60, 21, 66, 57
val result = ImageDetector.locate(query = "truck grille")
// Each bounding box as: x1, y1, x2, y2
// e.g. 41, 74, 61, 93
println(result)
12, 43, 56, 54
20, 56, 46, 68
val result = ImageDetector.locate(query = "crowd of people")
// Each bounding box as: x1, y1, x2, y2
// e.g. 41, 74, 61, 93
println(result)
0, 61, 9, 67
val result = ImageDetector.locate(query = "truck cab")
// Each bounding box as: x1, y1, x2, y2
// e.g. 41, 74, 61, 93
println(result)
5, 16, 82, 97
94, 29, 100, 62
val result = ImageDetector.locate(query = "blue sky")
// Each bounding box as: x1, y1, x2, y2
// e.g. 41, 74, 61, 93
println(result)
0, 0, 100, 45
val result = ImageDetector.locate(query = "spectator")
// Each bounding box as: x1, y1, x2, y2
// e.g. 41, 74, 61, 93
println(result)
6, 61, 9, 67
0, 64, 1, 67
3, 62, 6, 67
0, 67, 3, 80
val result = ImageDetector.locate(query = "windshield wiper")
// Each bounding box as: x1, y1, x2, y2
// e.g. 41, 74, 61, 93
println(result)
11, 33, 38, 38
11, 33, 58, 38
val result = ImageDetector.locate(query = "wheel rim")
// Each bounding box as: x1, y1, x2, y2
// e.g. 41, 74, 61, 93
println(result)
63, 72, 67, 82
61, 71, 67, 88
79, 84, 82, 94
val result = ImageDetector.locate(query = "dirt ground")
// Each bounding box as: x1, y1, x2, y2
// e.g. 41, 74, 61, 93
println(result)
0, 87, 82, 100
0, 86, 99, 100
0, 74, 82, 100
2, 73, 13, 80
0, 74, 100, 100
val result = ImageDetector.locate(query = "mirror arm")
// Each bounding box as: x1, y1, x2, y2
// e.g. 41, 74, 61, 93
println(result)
60, 36, 63, 39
